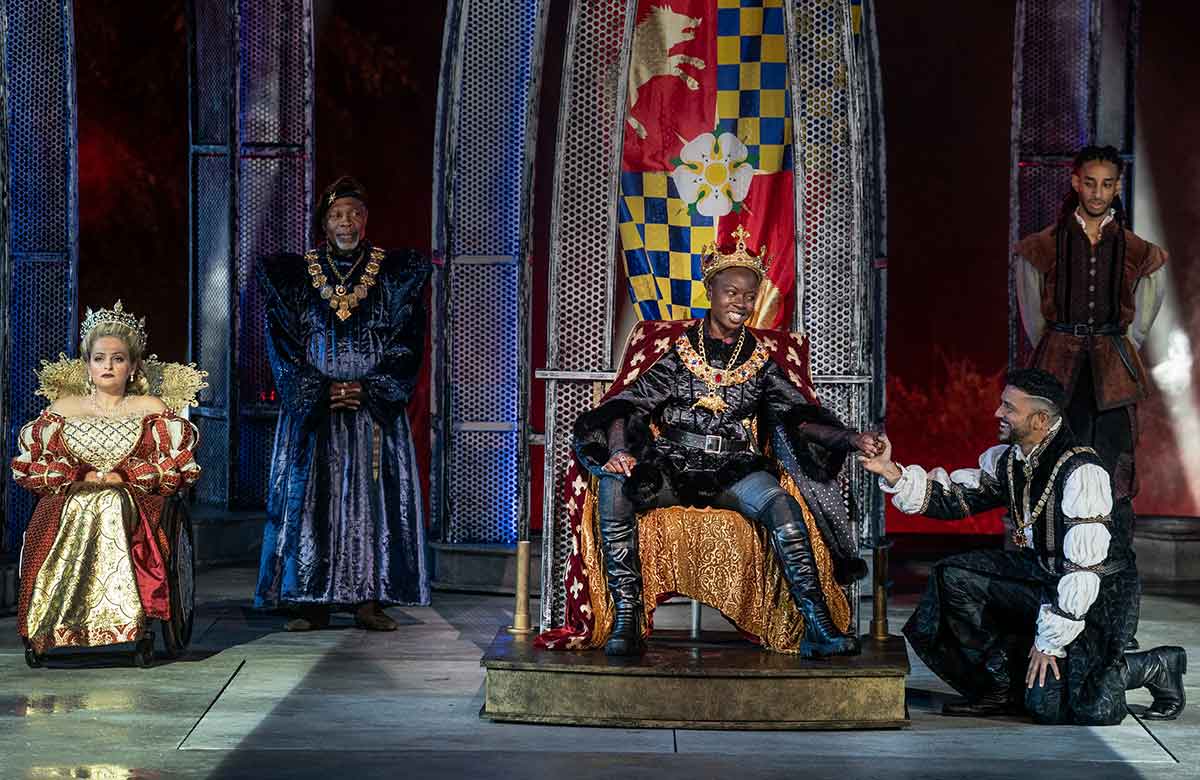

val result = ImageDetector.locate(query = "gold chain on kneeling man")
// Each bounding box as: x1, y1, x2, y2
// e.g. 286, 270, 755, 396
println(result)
1005, 446, 1097, 548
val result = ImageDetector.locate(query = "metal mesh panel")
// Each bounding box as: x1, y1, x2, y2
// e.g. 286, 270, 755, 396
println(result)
240, 0, 308, 146
193, 154, 231, 409
540, 380, 595, 627
1018, 0, 1092, 155
793, 0, 865, 377
437, 0, 545, 544
189, 0, 312, 507
538, 0, 636, 624
446, 430, 520, 543
237, 155, 306, 403
6, 260, 73, 547
813, 380, 868, 629
545, 0, 632, 371
4, 1, 73, 255
1017, 162, 1072, 239
448, 264, 519, 422
192, 416, 229, 505
193, 0, 231, 146
236, 415, 275, 507
3, 1, 77, 548
450, 2, 540, 256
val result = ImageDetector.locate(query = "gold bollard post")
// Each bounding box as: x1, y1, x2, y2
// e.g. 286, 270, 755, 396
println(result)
870, 539, 890, 641
507, 540, 534, 635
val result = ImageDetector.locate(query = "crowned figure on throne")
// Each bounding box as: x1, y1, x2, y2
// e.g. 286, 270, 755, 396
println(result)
11, 301, 206, 661
538, 227, 881, 657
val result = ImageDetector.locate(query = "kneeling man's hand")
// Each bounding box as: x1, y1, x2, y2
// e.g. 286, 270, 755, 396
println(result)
1027, 645, 1060, 689
857, 434, 902, 485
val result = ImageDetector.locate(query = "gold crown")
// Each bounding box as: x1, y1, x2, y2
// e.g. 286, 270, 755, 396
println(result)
80, 300, 147, 348
700, 225, 771, 282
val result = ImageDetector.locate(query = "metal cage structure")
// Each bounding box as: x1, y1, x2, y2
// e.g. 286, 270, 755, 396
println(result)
430, 0, 550, 546
1008, 0, 1141, 368
187, 0, 314, 509
538, 0, 887, 632
1, 0, 80, 550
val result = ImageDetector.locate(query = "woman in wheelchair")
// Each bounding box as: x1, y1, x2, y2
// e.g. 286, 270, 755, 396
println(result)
11, 301, 204, 666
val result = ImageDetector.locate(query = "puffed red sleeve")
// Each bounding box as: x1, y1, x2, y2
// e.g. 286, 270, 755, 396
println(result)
116, 413, 202, 496
10, 412, 82, 496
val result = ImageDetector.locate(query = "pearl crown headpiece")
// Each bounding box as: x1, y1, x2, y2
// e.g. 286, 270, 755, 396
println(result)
700, 225, 772, 282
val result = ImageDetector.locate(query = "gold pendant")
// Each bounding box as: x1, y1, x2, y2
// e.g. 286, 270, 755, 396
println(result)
691, 394, 729, 415
1011, 529, 1027, 548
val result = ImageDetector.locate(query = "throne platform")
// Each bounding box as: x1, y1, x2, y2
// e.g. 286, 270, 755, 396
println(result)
481, 628, 910, 730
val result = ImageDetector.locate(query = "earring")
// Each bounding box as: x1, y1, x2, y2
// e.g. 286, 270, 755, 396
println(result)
85, 374, 96, 395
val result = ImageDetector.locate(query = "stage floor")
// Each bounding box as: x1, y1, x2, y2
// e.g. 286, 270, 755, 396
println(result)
1, 566, 1197, 779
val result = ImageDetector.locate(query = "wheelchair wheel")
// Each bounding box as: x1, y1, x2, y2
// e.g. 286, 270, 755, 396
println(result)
159, 501, 196, 659
23, 644, 43, 669
132, 635, 155, 668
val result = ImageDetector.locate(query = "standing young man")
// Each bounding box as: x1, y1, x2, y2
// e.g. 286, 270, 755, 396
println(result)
1015, 145, 1167, 647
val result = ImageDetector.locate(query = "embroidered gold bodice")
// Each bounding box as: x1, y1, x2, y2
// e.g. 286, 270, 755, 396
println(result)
61, 416, 143, 472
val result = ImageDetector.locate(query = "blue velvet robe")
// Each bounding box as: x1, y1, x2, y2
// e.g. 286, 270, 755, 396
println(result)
253, 243, 430, 608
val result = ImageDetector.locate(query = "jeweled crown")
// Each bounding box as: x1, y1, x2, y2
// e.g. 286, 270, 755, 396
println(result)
80, 300, 147, 348
700, 225, 771, 282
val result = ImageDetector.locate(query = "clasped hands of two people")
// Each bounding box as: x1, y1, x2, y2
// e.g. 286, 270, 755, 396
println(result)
857, 434, 1063, 691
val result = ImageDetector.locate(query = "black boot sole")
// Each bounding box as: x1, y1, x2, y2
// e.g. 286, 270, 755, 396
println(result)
604, 639, 646, 657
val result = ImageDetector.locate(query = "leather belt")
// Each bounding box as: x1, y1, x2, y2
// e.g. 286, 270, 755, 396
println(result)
662, 427, 750, 455
1049, 322, 1125, 338
1048, 322, 1137, 379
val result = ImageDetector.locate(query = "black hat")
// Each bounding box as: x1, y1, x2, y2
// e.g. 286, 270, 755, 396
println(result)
314, 176, 368, 238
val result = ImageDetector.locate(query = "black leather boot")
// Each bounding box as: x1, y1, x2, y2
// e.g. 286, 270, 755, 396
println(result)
597, 511, 646, 657
943, 646, 1022, 716
765, 509, 859, 658
1124, 646, 1186, 720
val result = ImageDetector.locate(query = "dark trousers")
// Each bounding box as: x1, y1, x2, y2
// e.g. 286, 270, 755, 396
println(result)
904, 549, 1137, 725
1068, 355, 1137, 503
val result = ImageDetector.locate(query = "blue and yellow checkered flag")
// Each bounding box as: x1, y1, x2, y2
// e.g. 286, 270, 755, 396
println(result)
618, 0, 795, 325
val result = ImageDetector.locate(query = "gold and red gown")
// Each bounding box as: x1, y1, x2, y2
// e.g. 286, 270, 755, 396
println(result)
10, 410, 200, 653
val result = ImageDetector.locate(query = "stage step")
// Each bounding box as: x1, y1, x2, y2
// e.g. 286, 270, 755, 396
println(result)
481, 629, 910, 730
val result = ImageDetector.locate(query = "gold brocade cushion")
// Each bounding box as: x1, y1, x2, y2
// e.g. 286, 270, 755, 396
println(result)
578, 472, 851, 654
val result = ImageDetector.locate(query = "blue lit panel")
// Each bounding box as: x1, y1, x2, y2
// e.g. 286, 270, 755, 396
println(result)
3, 0, 79, 550
438, 0, 543, 544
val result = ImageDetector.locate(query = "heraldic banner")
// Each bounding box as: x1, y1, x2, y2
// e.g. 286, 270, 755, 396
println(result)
619, 0, 796, 328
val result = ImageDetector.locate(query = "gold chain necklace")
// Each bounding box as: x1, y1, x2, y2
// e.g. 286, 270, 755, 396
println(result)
306, 247, 384, 321
689, 324, 746, 415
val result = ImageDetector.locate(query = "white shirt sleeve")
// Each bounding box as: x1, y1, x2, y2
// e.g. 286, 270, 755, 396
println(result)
1033, 463, 1113, 657
1130, 266, 1166, 349
1015, 256, 1046, 346
879, 446, 1008, 514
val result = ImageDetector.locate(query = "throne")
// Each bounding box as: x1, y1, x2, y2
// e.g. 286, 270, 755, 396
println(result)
537, 321, 853, 653
482, 321, 909, 729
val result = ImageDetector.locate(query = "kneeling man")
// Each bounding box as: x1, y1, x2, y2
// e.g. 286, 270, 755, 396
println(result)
861, 368, 1184, 723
